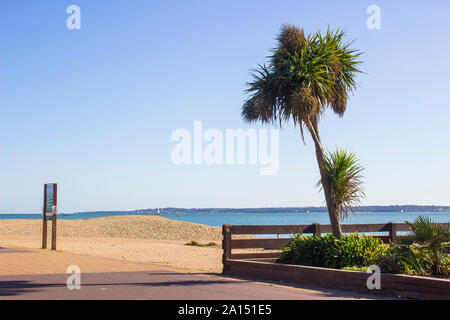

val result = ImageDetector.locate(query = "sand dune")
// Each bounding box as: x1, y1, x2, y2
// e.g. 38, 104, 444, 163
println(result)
0, 215, 223, 241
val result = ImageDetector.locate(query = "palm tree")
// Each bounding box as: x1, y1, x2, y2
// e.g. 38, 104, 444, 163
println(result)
242, 25, 362, 237
318, 149, 365, 221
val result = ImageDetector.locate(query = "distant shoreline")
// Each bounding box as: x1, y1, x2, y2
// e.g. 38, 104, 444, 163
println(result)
125, 205, 450, 215
4, 205, 449, 216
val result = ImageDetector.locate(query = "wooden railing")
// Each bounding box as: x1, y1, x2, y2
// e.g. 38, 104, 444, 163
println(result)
222, 222, 450, 262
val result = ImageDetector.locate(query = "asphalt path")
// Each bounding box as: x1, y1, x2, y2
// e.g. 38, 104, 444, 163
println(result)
0, 270, 391, 300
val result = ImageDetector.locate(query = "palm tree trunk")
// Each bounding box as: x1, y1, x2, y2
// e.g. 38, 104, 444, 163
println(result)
305, 117, 342, 238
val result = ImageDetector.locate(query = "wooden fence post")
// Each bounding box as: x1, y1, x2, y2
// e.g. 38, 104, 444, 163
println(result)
222, 224, 232, 267
313, 223, 321, 236
42, 215, 47, 249
388, 222, 397, 243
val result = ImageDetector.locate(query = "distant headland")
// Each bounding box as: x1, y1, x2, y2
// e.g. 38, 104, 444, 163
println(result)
123, 205, 450, 215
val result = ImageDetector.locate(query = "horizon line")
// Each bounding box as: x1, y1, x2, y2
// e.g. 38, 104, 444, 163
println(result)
3, 204, 450, 215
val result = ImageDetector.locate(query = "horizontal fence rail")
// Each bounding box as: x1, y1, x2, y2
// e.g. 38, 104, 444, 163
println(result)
222, 222, 450, 263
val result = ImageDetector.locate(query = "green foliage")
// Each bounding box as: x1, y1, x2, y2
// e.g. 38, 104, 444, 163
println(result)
406, 216, 450, 252
407, 216, 450, 275
342, 266, 369, 272
440, 255, 450, 277
185, 241, 216, 247
318, 149, 365, 219
278, 216, 450, 278
242, 25, 362, 132
377, 245, 429, 275
280, 233, 386, 269
378, 216, 450, 276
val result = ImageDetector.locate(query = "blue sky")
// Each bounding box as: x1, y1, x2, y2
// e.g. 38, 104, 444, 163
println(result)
1, 0, 450, 213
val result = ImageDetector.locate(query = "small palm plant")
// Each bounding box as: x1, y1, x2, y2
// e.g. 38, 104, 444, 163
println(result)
318, 149, 365, 226
405, 216, 450, 275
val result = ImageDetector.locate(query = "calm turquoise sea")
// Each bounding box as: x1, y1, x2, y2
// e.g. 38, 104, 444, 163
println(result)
0, 211, 449, 227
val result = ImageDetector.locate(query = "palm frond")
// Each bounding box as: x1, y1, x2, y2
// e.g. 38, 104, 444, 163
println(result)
242, 25, 362, 130
318, 149, 365, 219
406, 216, 450, 250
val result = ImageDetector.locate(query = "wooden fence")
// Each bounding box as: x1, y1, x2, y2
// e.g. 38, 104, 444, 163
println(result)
222, 222, 450, 262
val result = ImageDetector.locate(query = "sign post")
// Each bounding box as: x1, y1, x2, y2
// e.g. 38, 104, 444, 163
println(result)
42, 183, 57, 250
51, 205, 57, 250
42, 185, 47, 249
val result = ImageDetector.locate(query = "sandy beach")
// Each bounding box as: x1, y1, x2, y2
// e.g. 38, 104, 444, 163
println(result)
0, 215, 229, 273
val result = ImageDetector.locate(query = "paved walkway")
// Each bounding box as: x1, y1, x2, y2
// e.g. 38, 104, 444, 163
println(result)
0, 246, 168, 275
0, 246, 389, 300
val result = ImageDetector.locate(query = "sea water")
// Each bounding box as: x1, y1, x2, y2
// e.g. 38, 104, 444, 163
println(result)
0, 211, 449, 227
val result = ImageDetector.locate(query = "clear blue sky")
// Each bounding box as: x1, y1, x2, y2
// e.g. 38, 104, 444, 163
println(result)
1, 0, 450, 213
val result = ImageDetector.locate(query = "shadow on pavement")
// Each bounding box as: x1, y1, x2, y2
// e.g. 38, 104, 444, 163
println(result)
0, 275, 250, 298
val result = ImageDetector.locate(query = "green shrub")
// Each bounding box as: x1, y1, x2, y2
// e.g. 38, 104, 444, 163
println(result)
378, 243, 450, 277
440, 255, 450, 277
279, 233, 387, 269
377, 244, 428, 275
378, 216, 450, 277
405, 216, 450, 275
185, 241, 216, 247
